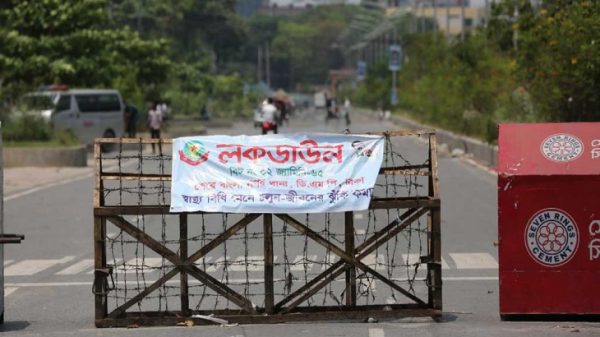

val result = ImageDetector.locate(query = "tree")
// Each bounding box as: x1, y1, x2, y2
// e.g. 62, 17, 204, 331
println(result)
268, 5, 357, 89
517, 0, 600, 121
0, 0, 170, 99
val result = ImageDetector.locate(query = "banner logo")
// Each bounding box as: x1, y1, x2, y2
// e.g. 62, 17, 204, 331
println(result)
525, 208, 579, 267
179, 140, 209, 166
541, 134, 583, 162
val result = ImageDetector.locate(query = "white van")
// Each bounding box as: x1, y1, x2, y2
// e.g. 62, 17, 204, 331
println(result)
23, 89, 124, 146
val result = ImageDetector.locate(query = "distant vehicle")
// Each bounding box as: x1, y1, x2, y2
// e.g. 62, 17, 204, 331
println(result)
253, 105, 264, 128
314, 92, 326, 109
21, 88, 124, 147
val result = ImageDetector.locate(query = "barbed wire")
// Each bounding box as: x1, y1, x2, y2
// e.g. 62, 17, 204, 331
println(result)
100, 135, 432, 314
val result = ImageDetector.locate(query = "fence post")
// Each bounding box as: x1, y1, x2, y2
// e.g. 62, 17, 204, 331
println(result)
427, 133, 442, 310
345, 211, 356, 306
264, 214, 274, 313
180, 213, 189, 316
93, 142, 108, 321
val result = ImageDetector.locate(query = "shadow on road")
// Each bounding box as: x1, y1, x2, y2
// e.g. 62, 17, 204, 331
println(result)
438, 313, 459, 323
0, 320, 30, 332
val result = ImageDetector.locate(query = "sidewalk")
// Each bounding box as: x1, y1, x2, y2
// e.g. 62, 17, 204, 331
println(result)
2, 131, 167, 199
3, 158, 94, 199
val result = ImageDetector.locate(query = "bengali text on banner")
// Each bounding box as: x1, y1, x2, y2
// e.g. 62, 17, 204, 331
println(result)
170, 133, 384, 213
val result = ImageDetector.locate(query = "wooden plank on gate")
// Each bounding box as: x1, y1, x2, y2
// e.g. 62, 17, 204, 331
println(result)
345, 211, 356, 306
276, 212, 427, 313
94, 216, 107, 320
369, 197, 439, 209
108, 269, 180, 318
275, 207, 419, 309
106, 215, 258, 314
180, 214, 189, 315
264, 214, 274, 314
186, 214, 260, 264
276, 208, 429, 312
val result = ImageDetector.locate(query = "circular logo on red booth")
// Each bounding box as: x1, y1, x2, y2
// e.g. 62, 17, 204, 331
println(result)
541, 134, 583, 162
525, 209, 579, 267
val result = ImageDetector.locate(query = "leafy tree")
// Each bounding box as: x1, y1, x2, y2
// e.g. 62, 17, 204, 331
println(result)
517, 0, 600, 121
0, 0, 170, 100
268, 5, 356, 89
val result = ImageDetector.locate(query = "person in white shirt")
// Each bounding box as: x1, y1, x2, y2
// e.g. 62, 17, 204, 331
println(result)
261, 98, 279, 135
147, 102, 163, 153
343, 98, 352, 126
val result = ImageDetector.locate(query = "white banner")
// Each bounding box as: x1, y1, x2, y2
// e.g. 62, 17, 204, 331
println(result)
170, 133, 384, 213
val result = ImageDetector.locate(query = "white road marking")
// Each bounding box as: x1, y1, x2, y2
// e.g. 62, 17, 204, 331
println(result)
369, 328, 385, 337
361, 254, 386, 271
5, 275, 499, 288
106, 232, 120, 240
320, 252, 339, 270
229, 255, 276, 272
121, 257, 168, 273
4, 174, 93, 201
290, 255, 318, 271
359, 277, 376, 292
125, 215, 142, 224
4, 287, 18, 297
206, 256, 230, 272
192, 257, 213, 268
355, 229, 366, 235
354, 213, 364, 220
449, 253, 498, 269
4, 256, 75, 276
86, 258, 122, 274
4, 251, 500, 278
401, 253, 450, 269
56, 259, 94, 275
4, 160, 137, 201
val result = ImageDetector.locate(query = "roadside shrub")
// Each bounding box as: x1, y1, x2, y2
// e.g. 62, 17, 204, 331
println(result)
2, 114, 52, 142
52, 128, 79, 146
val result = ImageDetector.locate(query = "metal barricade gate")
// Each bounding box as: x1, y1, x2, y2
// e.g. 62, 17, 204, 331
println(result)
93, 130, 441, 327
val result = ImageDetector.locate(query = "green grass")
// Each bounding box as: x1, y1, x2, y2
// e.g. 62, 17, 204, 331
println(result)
4, 140, 82, 148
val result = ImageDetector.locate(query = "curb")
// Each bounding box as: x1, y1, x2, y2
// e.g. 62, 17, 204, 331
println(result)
384, 113, 498, 170
3, 145, 87, 167
363, 109, 498, 168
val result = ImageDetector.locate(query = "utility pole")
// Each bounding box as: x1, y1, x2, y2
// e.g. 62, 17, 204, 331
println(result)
136, 0, 144, 35
265, 42, 271, 88
513, 6, 519, 52
460, 0, 466, 39
446, 0, 450, 37
257, 46, 263, 84
431, 0, 438, 41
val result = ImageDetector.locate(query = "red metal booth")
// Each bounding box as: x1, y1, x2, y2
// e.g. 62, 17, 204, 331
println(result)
498, 122, 600, 317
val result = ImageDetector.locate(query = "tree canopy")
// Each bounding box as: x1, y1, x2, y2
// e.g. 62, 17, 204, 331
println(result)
0, 0, 170, 99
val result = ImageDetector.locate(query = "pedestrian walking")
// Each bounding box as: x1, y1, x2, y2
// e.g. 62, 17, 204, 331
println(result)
343, 97, 352, 127
147, 102, 163, 153
124, 101, 139, 137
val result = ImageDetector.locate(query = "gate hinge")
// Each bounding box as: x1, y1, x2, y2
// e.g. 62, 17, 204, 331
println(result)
92, 265, 115, 295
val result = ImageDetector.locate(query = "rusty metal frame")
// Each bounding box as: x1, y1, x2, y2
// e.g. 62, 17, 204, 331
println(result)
93, 131, 442, 327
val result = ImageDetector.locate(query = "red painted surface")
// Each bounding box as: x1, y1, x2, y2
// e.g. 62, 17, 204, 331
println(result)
498, 123, 600, 315
498, 122, 600, 176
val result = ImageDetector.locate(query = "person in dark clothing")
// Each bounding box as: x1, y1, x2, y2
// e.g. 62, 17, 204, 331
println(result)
124, 102, 139, 137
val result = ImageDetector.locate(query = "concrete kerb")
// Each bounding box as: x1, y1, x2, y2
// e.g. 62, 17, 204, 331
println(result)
3, 145, 87, 168
379, 112, 498, 169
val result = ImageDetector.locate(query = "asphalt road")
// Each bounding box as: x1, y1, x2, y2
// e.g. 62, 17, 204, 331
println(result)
1, 109, 598, 336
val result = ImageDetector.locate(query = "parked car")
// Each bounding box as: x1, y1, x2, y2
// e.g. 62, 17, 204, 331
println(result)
21, 88, 124, 148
